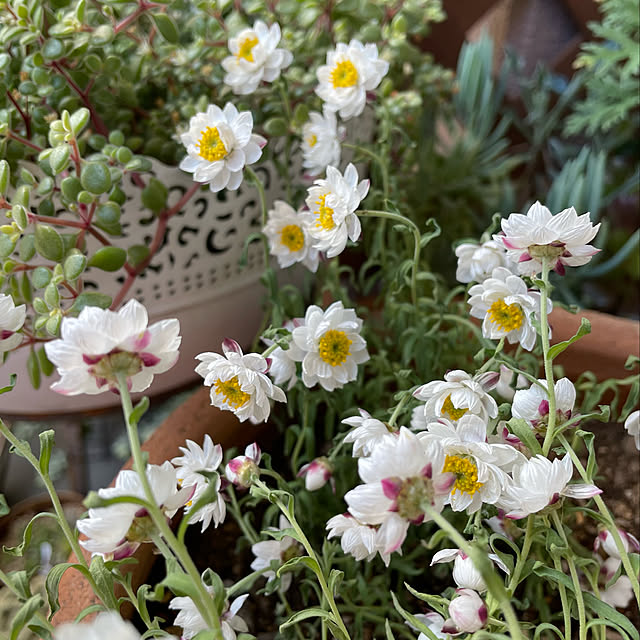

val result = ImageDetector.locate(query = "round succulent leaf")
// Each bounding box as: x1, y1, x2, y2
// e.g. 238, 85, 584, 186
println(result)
87, 246, 127, 272
32, 266, 52, 289
80, 162, 112, 194
49, 144, 71, 175
69, 292, 111, 314
45, 313, 62, 337
35, 224, 64, 261
44, 282, 60, 308
0, 160, 9, 195
41, 38, 64, 60
61, 176, 82, 202
18, 234, 35, 262
0, 234, 17, 259
127, 244, 150, 268
64, 252, 87, 281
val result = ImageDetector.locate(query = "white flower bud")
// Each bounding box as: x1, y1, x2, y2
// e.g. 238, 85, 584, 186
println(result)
298, 457, 333, 491
443, 589, 488, 633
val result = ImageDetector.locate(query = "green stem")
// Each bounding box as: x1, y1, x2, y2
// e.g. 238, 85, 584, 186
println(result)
254, 479, 352, 640
388, 390, 414, 427
358, 209, 420, 306
551, 511, 586, 640
227, 485, 259, 544
0, 567, 54, 632
115, 571, 159, 630
116, 375, 223, 638
261, 342, 280, 359
291, 396, 311, 475
539, 259, 557, 456
245, 166, 271, 270
343, 143, 389, 201
477, 337, 505, 374
557, 433, 640, 605
507, 515, 534, 594
551, 550, 572, 640
422, 505, 524, 639
278, 590, 306, 640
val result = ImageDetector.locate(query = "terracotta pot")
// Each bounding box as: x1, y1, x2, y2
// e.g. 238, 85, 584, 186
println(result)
53, 390, 271, 625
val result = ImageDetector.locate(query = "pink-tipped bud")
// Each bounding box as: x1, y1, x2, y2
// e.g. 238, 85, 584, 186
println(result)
225, 443, 261, 488
595, 528, 640, 560
445, 588, 488, 633
298, 457, 333, 492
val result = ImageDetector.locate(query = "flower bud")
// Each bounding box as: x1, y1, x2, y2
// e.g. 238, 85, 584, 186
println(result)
225, 443, 261, 488
443, 589, 488, 634
297, 457, 333, 491
594, 528, 640, 560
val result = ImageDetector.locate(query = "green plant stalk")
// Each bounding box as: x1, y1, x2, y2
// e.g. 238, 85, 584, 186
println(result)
115, 571, 159, 631
551, 511, 586, 640
227, 485, 259, 545
278, 590, 306, 640
557, 433, 640, 605
115, 375, 223, 638
551, 550, 572, 640
0, 420, 102, 596
507, 515, 534, 594
358, 209, 420, 306
290, 395, 311, 475
387, 390, 414, 427
254, 479, 352, 640
0, 566, 54, 632
422, 505, 524, 639
245, 166, 271, 271
477, 336, 505, 374
539, 259, 558, 456
343, 143, 389, 201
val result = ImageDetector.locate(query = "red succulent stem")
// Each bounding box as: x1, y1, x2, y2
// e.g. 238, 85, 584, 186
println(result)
6, 91, 31, 139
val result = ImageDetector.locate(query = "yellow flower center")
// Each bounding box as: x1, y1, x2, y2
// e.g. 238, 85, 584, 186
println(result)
441, 394, 468, 421
213, 376, 250, 409
280, 224, 305, 252
307, 134, 318, 147
196, 126, 227, 162
330, 60, 358, 88
443, 455, 483, 496
236, 35, 259, 62
314, 194, 335, 231
318, 329, 352, 366
487, 299, 524, 332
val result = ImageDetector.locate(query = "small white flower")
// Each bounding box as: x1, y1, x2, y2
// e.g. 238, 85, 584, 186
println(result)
196, 339, 286, 423
512, 378, 576, 431
0, 293, 25, 352
179, 103, 266, 192
226, 443, 261, 488
345, 428, 455, 555
495, 364, 528, 401
262, 320, 305, 391
624, 409, 640, 450
53, 612, 144, 640
468, 267, 551, 351
263, 200, 320, 272
499, 454, 601, 519
301, 108, 344, 176
495, 201, 600, 276
431, 548, 510, 592
304, 163, 369, 258
316, 39, 389, 119
326, 512, 387, 564
444, 589, 488, 634
298, 457, 333, 491
455, 240, 513, 284
222, 20, 292, 95
594, 528, 640, 560
251, 516, 299, 592
77, 462, 191, 559
413, 370, 499, 424
291, 301, 369, 391
419, 415, 522, 514
412, 612, 451, 640
171, 435, 226, 532
170, 588, 248, 640
342, 409, 396, 457
44, 299, 180, 396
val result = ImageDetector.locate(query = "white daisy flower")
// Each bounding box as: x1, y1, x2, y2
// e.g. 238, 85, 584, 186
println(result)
0, 293, 25, 353
263, 200, 320, 272
77, 462, 191, 560
171, 435, 226, 532
418, 415, 522, 514
468, 266, 551, 351
250, 516, 300, 592
291, 301, 369, 391
304, 163, 369, 258
195, 338, 286, 424
494, 201, 600, 276
455, 240, 513, 284
444, 589, 488, 634
179, 103, 266, 192
222, 21, 292, 95
326, 512, 387, 564
170, 587, 248, 640
512, 378, 576, 432
413, 370, 499, 424
499, 454, 601, 519
301, 108, 344, 176
342, 408, 396, 457
53, 612, 145, 640
624, 409, 640, 450
315, 39, 389, 120
44, 299, 180, 396
431, 547, 510, 592
226, 443, 261, 488
345, 427, 455, 555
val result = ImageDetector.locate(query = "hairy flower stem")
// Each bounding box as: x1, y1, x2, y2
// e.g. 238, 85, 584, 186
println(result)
422, 505, 524, 639
116, 376, 224, 638
557, 433, 640, 605
358, 209, 420, 306
551, 549, 572, 640
507, 515, 534, 594
254, 479, 352, 640
227, 485, 259, 544
387, 390, 415, 427
539, 259, 558, 456
551, 511, 586, 640
290, 395, 311, 475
